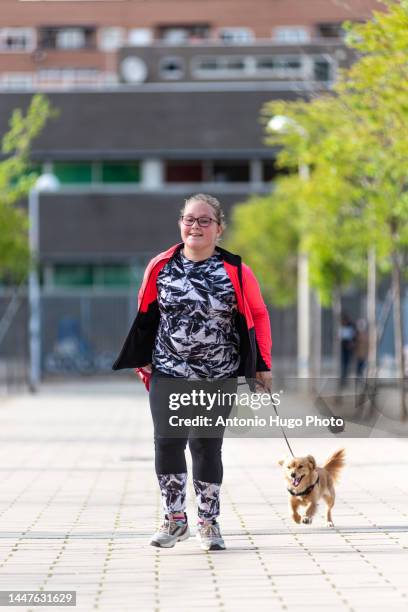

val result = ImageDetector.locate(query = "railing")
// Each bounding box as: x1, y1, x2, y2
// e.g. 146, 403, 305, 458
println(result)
0, 72, 118, 91
0, 285, 29, 395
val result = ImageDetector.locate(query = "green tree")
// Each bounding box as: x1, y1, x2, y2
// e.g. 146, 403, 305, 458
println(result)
339, 0, 408, 416
0, 95, 57, 281
227, 0, 408, 415
262, 96, 369, 307
225, 178, 300, 307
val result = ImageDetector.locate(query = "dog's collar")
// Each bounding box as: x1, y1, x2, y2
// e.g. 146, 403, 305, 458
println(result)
288, 475, 320, 497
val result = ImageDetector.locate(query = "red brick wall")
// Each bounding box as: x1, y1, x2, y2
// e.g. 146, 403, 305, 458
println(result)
0, 0, 383, 31
0, 0, 383, 76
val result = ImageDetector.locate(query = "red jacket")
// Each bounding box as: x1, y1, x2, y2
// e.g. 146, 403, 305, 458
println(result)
112, 243, 272, 390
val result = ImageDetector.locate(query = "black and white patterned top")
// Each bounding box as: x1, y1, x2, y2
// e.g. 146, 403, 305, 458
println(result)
152, 249, 240, 379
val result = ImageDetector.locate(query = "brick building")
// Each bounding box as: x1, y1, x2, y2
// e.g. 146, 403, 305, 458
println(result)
0, 0, 383, 378
1, 0, 381, 88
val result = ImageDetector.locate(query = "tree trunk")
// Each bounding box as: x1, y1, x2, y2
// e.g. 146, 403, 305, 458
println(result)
391, 248, 407, 421
333, 286, 342, 385
310, 291, 321, 393
297, 252, 310, 379
367, 247, 377, 379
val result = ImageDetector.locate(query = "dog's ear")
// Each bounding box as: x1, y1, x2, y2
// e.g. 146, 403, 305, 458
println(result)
306, 455, 316, 470
278, 458, 285, 466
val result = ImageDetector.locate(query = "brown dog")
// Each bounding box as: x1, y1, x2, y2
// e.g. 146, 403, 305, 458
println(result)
278, 449, 345, 527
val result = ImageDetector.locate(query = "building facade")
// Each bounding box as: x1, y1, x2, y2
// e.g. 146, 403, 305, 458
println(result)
1, 0, 381, 88
0, 0, 383, 378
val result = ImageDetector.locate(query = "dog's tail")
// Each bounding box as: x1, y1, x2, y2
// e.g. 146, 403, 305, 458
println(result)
323, 448, 345, 483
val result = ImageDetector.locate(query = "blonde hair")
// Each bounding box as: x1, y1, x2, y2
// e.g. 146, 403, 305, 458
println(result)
181, 193, 226, 231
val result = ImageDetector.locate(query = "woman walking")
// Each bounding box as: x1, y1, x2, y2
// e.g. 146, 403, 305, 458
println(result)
113, 194, 272, 551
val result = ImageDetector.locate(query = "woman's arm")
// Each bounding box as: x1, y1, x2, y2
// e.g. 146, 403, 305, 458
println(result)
242, 263, 272, 389
134, 258, 156, 388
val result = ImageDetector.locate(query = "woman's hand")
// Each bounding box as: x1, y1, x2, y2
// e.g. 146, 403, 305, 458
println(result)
255, 370, 272, 393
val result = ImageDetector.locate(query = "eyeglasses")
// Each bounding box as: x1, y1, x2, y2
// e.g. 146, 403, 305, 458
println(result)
181, 215, 219, 228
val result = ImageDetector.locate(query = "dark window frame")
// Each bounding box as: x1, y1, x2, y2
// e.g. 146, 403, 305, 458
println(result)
38, 25, 97, 50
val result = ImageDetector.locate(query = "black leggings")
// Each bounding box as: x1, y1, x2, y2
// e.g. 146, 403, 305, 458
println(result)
149, 370, 237, 483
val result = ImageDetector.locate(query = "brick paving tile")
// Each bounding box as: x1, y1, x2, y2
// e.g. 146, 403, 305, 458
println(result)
0, 380, 407, 612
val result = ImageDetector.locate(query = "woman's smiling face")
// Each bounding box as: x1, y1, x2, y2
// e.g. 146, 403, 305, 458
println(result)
179, 199, 223, 254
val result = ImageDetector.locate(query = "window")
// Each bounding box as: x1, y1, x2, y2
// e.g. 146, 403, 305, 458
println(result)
314, 58, 332, 82
192, 55, 248, 77
38, 68, 100, 85
273, 27, 310, 43
159, 57, 185, 80
0, 28, 35, 52
165, 160, 250, 183
165, 161, 203, 183
53, 162, 93, 184
47, 161, 142, 184
53, 264, 132, 288
54, 265, 93, 287
101, 162, 140, 184
128, 28, 153, 45
93, 265, 131, 287
256, 55, 303, 77
316, 23, 345, 39
161, 29, 188, 44
262, 160, 279, 182
212, 161, 250, 183
157, 24, 210, 43
57, 28, 85, 49
192, 54, 304, 79
218, 28, 254, 44
0, 73, 34, 89
9, 162, 41, 187
225, 57, 246, 70
99, 27, 125, 51
39, 26, 96, 50
195, 58, 217, 72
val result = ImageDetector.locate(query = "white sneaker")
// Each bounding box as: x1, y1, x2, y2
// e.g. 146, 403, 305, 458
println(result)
150, 518, 190, 548
196, 521, 226, 551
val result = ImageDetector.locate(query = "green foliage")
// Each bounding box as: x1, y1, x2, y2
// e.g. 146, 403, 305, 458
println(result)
227, 0, 408, 306
0, 95, 57, 281
225, 181, 299, 307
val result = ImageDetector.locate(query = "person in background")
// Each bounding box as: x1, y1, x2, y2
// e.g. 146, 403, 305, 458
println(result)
339, 313, 356, 388
355, 318, 369, 381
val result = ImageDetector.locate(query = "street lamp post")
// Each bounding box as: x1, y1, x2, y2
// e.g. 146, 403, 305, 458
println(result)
268, 116, 314, 380
28, 173, 60, 392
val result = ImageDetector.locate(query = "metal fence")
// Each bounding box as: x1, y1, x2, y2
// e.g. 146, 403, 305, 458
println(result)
0, 288, 29, 393
41, 290, 137, 376
1, 285, 391, 389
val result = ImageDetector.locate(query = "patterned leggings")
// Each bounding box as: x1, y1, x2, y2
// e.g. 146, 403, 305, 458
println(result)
149, 370, 237, 521
157, 473, 220, 522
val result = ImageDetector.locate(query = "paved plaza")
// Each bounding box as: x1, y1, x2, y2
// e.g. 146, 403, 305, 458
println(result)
0, 379, 407, 612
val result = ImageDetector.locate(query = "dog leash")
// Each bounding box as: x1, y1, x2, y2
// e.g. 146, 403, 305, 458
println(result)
238, 378, 295, 458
